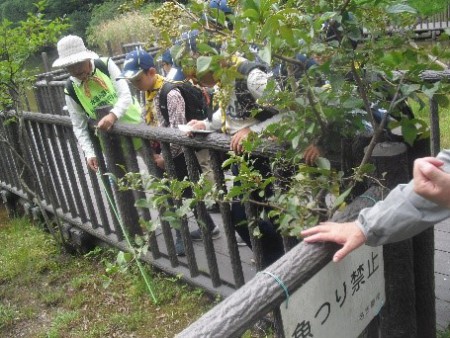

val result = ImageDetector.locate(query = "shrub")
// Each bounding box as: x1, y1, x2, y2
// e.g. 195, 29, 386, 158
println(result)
86, 5, 162, 55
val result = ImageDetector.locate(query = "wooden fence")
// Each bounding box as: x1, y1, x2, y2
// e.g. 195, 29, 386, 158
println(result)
1, 44, 448, 337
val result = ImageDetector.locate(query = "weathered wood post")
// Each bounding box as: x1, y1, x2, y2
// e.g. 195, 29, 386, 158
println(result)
411, 95, 438, 338
41, 51, 50, 73
370, 142, 417, 337
106, 41, 114, 57
95, 105, 142, 238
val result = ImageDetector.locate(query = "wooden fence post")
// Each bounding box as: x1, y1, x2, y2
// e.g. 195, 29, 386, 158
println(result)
41, 51, 50, 73
95, 106, 142, 238
370, 142, 417, 338
106, 41, 114, 57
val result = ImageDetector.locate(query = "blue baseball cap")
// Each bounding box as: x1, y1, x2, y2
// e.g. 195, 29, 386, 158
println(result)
161, 49, 173, 65
209, 0, 233, 14
118, 48, 155, 79
166, 67, 186, 81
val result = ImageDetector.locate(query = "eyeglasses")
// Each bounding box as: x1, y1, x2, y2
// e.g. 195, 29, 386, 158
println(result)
67, 60, 90, 78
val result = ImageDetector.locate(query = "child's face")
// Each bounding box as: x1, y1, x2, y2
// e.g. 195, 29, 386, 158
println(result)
162, 62, 172, 75
130, 69, 156, 91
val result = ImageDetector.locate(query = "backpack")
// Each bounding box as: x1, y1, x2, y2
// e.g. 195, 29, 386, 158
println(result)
158, 80, 212, 127
64, 58, 110, 108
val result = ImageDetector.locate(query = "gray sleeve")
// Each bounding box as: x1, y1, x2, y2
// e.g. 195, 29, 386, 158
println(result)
358, 149, 450, 246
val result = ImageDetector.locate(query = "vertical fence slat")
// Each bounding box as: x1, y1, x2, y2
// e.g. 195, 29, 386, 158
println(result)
66, 128, 99, 226
429, 96, 440, 156
25, 120, 47, 200
183, 146, 221, 287
159, 141, 190, 268
210, 149, 245, 288
30, 122, 59, 207
54, 124, 85, 221
95, 107, 142, 240
88, 127, 118, 236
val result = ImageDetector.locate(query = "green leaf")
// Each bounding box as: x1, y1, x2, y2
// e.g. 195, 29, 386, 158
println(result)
386, 4, 417, 14
401, 121, 418, 146
196, 56, 212, 75
242, 8, 260, 20
292, 135, 300, 149
257, 42, 272, 65
135, 199, 149, 209
315, 157, 330, 170
401, 84, 421, 96
358, 163, 376, 175
332, 187, 353, 209
279, 25, 295, 46
435, 94, 449, 108
116, 251, 133, 265
261, 15, 281, 39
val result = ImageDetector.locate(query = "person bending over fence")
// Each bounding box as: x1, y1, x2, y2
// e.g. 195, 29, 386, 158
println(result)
118, 48, 221, 256
52, 35, 142, 172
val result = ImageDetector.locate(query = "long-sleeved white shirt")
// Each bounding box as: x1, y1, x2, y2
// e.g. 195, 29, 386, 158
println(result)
65, 58, 134, 159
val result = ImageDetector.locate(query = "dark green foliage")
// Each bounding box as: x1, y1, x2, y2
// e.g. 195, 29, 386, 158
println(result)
0, 0, 35, 23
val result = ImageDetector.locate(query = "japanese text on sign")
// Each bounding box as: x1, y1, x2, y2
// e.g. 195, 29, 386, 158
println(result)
280, 245, 385, 338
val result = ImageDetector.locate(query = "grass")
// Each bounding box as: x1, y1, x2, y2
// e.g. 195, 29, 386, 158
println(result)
0, 206, 273, 337
410, 96, 450, 149
439, 329, 450, 338
0, 206, 214, 337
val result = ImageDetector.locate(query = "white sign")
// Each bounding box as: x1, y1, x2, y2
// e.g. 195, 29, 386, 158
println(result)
280, 245, 385, 338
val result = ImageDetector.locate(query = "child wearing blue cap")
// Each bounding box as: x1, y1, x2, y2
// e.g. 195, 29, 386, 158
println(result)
119, 48, 221, 254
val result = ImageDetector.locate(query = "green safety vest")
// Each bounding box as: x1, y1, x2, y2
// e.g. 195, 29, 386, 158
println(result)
71, 60, 141, 125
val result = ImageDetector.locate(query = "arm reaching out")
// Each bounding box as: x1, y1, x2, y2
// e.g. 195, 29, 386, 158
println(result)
301, 221, 367, 262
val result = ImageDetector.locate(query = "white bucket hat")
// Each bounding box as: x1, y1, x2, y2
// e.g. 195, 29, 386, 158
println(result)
52, 35, 99, 68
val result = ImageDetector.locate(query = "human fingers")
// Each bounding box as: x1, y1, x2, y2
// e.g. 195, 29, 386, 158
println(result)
414, 160, 450, 204
413, 160, 444, 189
302, 221, 366, 262
187, 119, 198, 126
87, 158, 98, 172
192, 121, 206, 130
230, 133, 240, 153
333, 239, 364, 262
97, 117, 111, 131
301, 224, 331, 238
304, 145, 319, 166
415, 157, 444, 168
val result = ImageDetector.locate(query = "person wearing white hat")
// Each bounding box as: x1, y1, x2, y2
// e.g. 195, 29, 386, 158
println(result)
53, 35, 142, 172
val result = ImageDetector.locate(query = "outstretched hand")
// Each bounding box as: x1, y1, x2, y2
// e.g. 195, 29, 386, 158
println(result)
413, 157, 450, 208
301, 221, 367, 262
